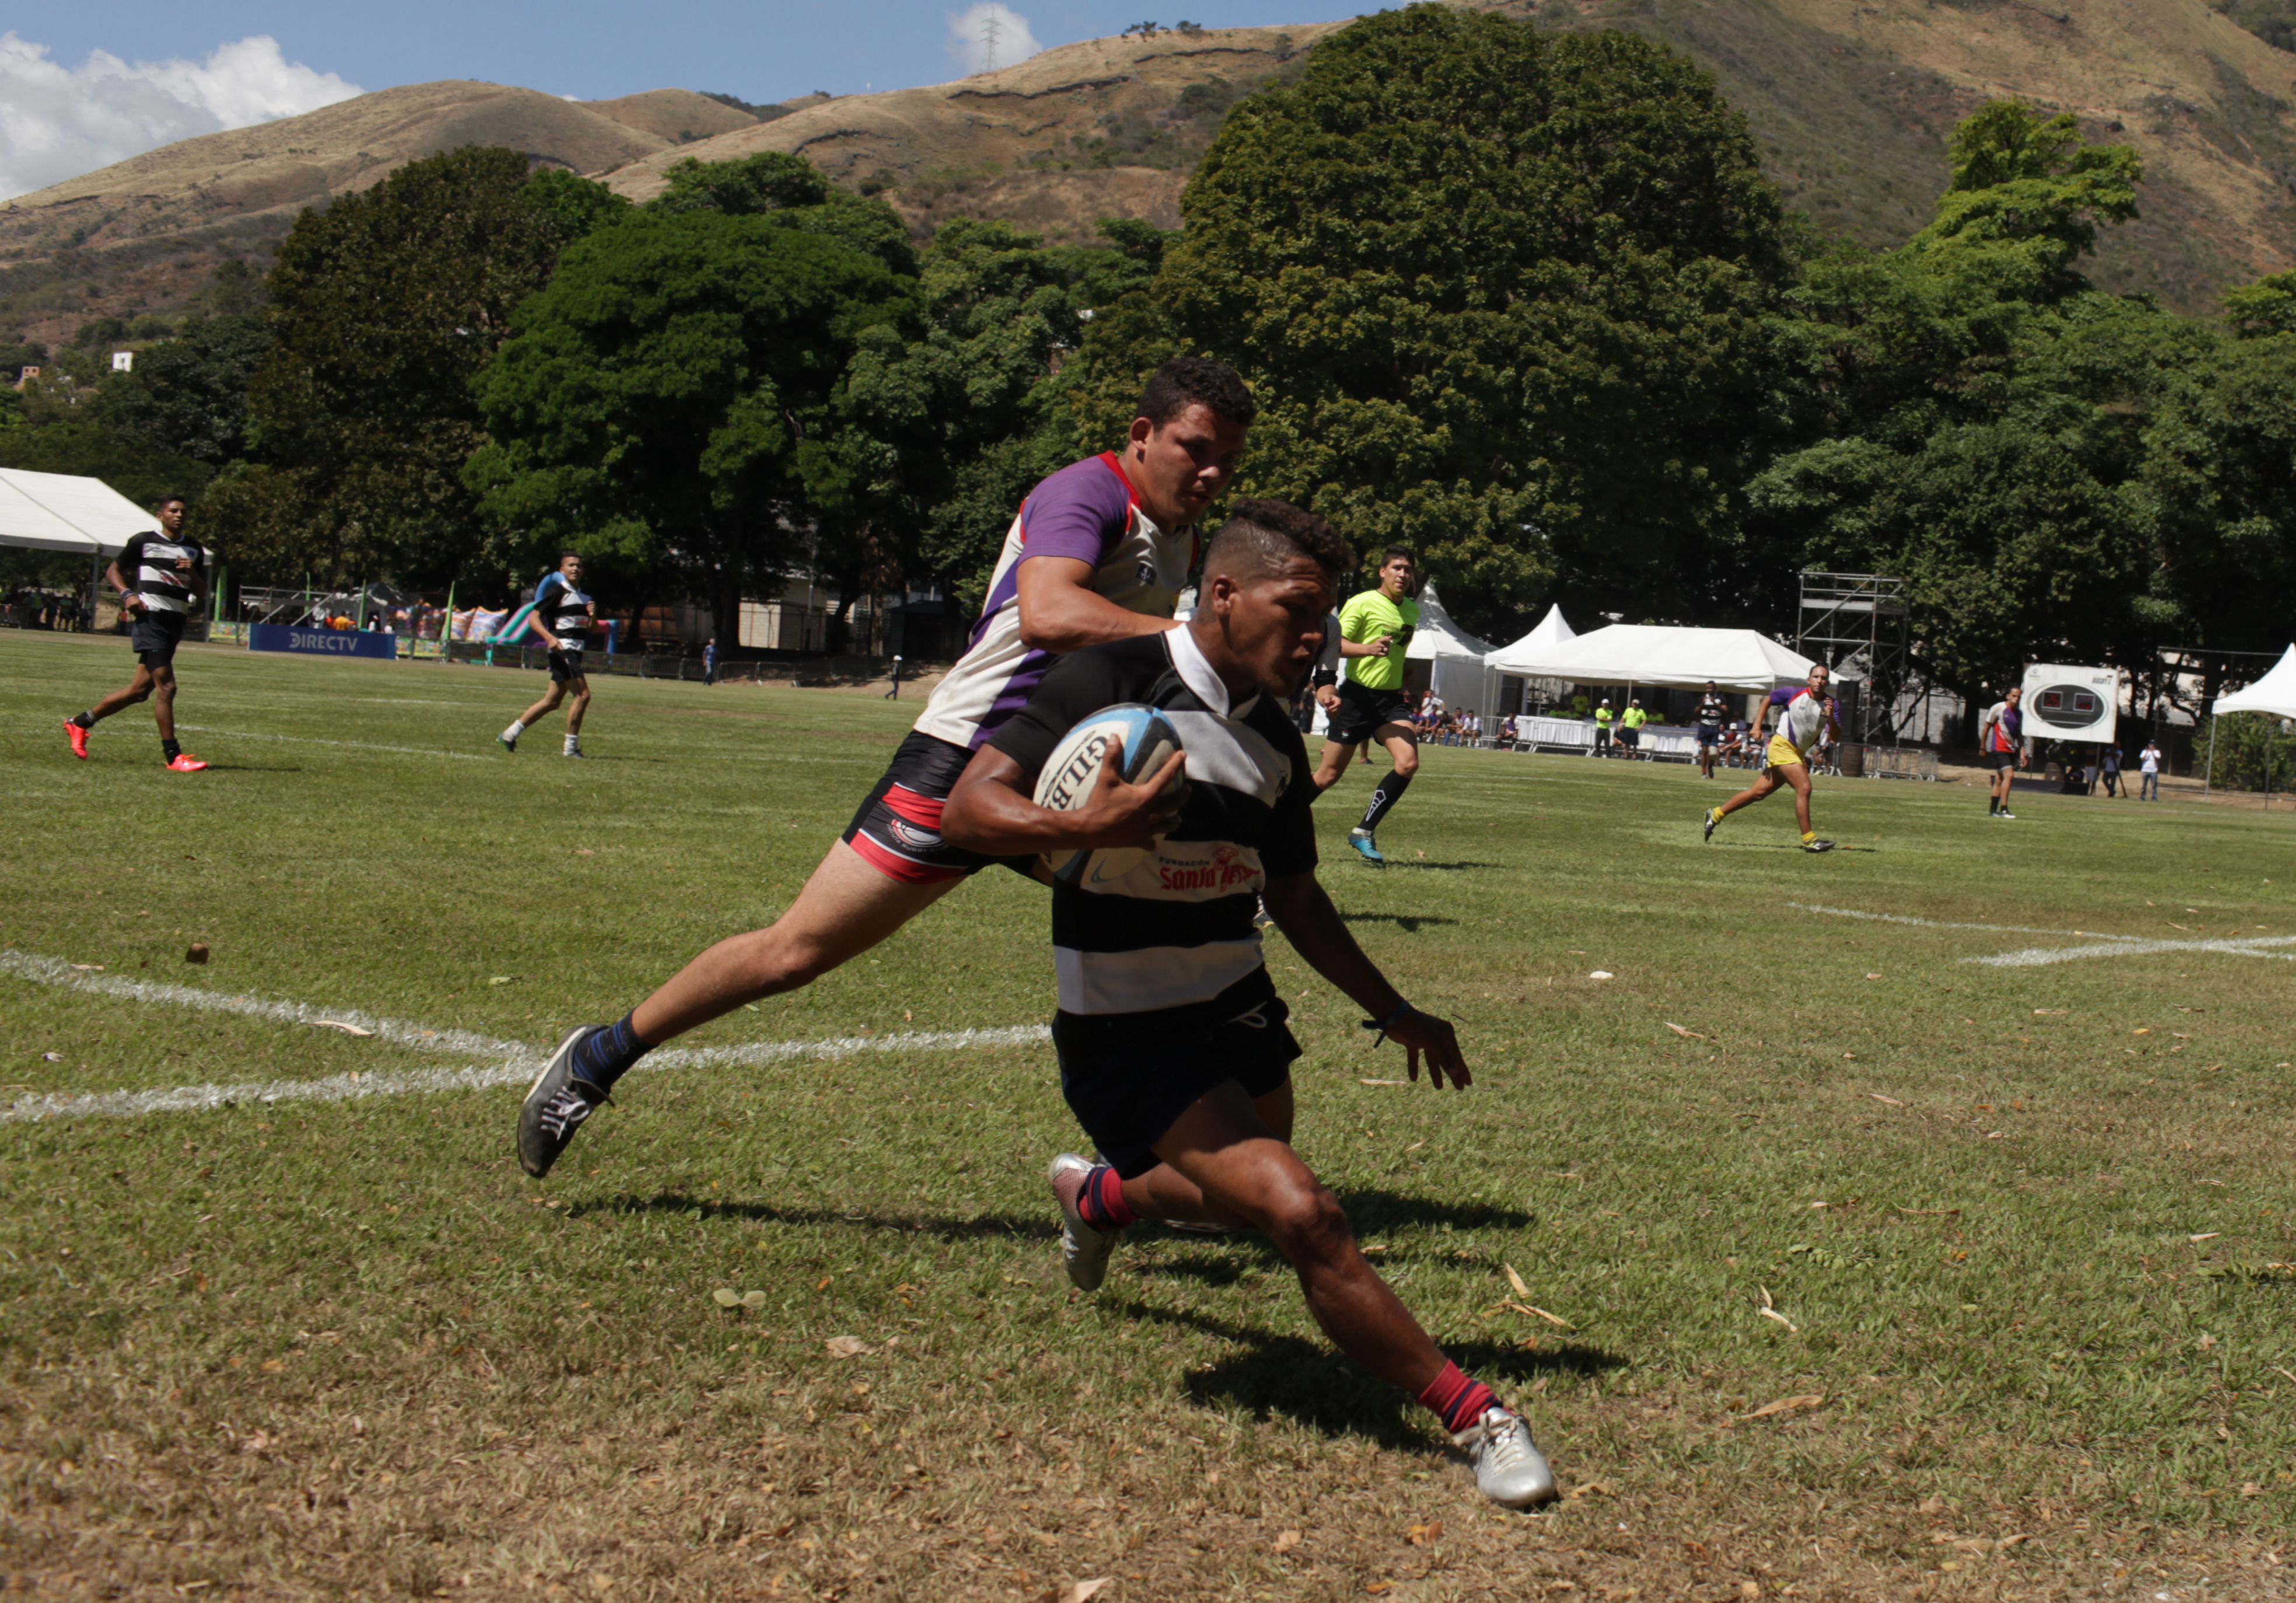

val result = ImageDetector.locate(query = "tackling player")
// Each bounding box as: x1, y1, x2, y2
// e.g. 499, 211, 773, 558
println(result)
515, 359, 1256, 1177
1979, 686, 2023, 818
62, 494, 208, 771
1311, 547, 1421, 864
1702, 664, 1841, 852
941, 500, 1558, 1510
498, 552, 596, 758
1694, 681, 1729, 779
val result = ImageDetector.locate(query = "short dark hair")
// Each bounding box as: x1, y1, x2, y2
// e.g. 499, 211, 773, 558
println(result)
154, 494, 187, 509
559, 549, 582, 564
1137, 357, 1256, 428
1203, 499, 1353, 581
1379, 545, 1414, 566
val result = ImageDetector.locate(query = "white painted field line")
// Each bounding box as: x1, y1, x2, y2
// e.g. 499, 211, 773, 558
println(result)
1, 949, 1049, 1124
1788, 902, 2145, 942
1968, 936, 2296, 969
1789, 901, 2296, 968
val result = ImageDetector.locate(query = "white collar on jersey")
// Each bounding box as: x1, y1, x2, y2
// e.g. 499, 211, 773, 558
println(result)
1167, 622, 1258, 720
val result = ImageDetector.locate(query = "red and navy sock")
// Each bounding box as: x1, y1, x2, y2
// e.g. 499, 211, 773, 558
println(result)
1077, 1163, 1135, 1232
1417, 1360, 1499, 1433
569, 1012, 650, 1093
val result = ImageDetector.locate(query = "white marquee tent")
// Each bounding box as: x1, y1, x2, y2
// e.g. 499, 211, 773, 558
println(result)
1484, 622, 1815, 694
2213, 645, 2296, 718
1486, 604, 1576, 667
0, 468, 149, 556
1409, 584, 1502, 710
2202, 643, 2296, 799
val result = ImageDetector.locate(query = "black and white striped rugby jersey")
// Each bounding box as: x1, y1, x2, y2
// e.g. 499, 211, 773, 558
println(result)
118, 532, 206, 616
986, 625, 1319, 1024
533, 571, 593, 647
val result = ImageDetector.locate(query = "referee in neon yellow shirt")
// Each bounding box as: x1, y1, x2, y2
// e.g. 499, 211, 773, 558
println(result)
1311, 546, 1421, 865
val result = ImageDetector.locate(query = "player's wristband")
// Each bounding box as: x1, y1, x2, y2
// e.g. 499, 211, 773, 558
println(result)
1360, 999, 1415, 1047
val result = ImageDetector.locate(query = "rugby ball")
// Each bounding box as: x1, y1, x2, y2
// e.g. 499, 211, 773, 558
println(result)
1033, 703, 1185, 886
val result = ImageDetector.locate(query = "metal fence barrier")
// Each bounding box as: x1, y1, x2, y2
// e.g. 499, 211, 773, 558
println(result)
1845, 743, 1939, 781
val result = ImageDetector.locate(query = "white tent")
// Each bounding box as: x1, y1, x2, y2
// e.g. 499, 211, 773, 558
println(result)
1408, 584, 1501, 710
1485, 603, 1576, 668
2201, 643, 2296, 800
0, 468, 149, 556
1482, 622, 1814, 694
2214, 645, 2296, 718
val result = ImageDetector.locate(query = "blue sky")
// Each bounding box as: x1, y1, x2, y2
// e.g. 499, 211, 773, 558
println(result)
19, 2, 1266, 107
1, 2, 1298, 197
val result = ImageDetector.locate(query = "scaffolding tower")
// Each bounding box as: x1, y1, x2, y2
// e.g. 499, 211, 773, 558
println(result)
1798, 570, 1910, 743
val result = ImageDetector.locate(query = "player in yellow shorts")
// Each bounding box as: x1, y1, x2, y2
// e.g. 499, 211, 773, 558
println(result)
1702, 664, 1841, 853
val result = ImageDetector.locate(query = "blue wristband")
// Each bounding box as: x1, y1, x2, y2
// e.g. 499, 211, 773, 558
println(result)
1360, 1000, 1414, 1046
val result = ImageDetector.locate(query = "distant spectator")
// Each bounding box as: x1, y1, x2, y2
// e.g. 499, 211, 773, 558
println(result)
1620, 699, 1647, 759
2140, 738, 2162, 800
2101, 744, 2121, 797
703, 637, 718, 686
1593, 698, 1614, 757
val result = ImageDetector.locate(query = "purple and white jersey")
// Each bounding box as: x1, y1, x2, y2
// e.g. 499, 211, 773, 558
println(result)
1767, 686, 1835, 759
912, 452, 1197, 751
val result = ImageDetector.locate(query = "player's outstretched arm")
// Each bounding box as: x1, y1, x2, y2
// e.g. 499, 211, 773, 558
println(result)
943, 740, 1187, 858
1015, 557, 1182, 656
1261, 872, 1470, 1090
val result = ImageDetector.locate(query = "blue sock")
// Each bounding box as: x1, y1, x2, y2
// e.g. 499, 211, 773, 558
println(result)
570, 1012, 650, 1092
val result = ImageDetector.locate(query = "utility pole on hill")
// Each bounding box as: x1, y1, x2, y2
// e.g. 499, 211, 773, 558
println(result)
979, 9, 1003, 72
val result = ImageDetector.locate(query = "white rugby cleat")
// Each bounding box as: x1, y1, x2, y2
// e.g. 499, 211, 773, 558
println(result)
1048, 1152, 1121, 1292
1453, 1405, 1558, 1509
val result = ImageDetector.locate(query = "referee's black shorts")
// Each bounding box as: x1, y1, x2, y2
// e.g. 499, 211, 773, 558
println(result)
1326, 681, 1411, 745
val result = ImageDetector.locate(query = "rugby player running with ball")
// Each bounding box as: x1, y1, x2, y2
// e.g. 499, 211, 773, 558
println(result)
515, 360, 1256, 1178
1702, 663, 1843, 852
1311, 546, 1421, 864
941, 500, 1558, 1510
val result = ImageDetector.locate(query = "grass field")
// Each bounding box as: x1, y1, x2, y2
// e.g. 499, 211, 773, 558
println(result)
5, 630, 2296, 1602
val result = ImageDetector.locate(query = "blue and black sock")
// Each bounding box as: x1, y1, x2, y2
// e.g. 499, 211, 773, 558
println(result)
570, 1012, 651, 1092
1359, 768, 1414, 835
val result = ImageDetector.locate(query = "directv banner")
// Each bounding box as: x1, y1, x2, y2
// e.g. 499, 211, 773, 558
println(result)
248, 623, 398, 661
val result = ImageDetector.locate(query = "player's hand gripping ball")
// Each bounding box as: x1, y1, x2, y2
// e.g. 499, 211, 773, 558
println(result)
1033, 703, 1185, 886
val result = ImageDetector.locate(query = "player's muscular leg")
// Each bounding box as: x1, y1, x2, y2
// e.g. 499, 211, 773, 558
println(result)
629, 839, 961, 1043
566, 681, 591, 735
518, 682, 564, 729
88, 664, 158, 722
150, 667, 179, 740
1153, 1084, 1446, 1393
1121, 1082, 1295, 1225
1784, 764, 1814, 833
1377, 726, 1419, 778
1312, 741, 1357, 790
1716, 766, 1783, 819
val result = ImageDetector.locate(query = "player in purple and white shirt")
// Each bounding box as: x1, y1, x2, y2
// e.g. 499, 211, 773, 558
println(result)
1702, 663, 1841, 852
514, 358, 1257, 1179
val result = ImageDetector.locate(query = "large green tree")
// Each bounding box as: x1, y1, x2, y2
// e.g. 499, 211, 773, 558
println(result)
211, 150, 626, 587
1091, 5, 1800, 636
93, 313, 273, 465
464, 205, 918, 647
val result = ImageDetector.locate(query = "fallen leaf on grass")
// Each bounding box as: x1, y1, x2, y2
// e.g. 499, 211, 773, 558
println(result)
1056, 1580, 1112, 1603
1359, 1078, 1409, 1086
1273, 1530, 1303, 1555
1565, 1478, 1613, 1501
1865, 972, 1882, 980
69, 964, 103, 972
1869, 1093, 1904, 1107
1588, 970, 1614, 980
711, 1288, 741, 1308
2190, 1232, 2221, 1243
2032, 1008, 2066, 1016
312, 1020, 374, 1037
1505, 1263, 1531, 1297
741, 1291, 766, 1310
1505, 1300, 1575, 1330
825, 1336, 872, 1359
2133, 1027, 2151, 1036
1665, 1022, 1707, 1039
1405, 1520, 1443, 1546
1757, 1287, 1798, 1333
1739, 1393, 1824, 1420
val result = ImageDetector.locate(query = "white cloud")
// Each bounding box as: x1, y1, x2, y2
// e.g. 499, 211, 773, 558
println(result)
944, 4, 1042, 76
0, 33, 361, 201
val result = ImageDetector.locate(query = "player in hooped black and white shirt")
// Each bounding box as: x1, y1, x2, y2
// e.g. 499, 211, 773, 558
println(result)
940, 501, 1559, 1511
1694, 681, 1730, 779
62, 493, 210, 770
499, 552, 597, 757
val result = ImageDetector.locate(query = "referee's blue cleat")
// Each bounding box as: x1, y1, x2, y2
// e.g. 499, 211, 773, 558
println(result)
497, 733, 518, 754
1346, 828, 1385, 865
517, 1026, 610, 1179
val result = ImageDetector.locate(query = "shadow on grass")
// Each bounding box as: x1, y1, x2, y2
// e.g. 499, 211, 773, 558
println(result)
573, 1190, 1058, 1241
1115, 1298, 1625, 1448
1339, 912, 1460, 933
